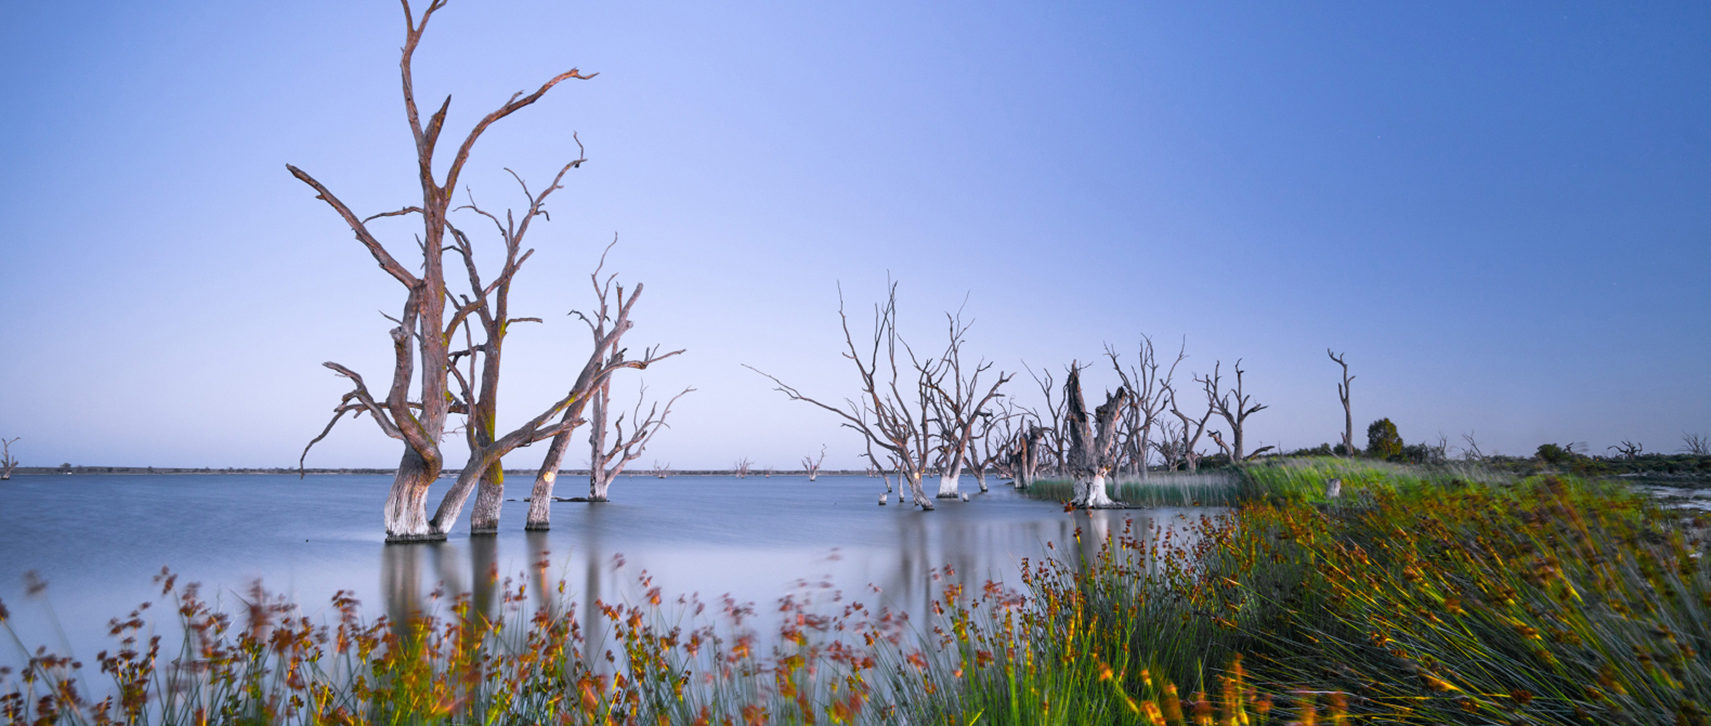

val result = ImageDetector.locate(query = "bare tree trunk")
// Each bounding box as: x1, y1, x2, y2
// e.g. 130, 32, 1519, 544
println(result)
385, 449, 443, 542
1328, 349, 1355, 457
589, 380, 612, 500
468, 463, 505, 534
1, 437, 17, 480
525, 432, 576, 531
903, 470, 933, 509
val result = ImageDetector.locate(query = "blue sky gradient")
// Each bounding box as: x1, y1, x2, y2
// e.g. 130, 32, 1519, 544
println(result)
1, 1, 1707, 469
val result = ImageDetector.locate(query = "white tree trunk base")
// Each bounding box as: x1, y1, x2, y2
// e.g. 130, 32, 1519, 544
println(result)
935, 475, 960, 499
1076, 473, 1122, 509
878, 493, 888, 506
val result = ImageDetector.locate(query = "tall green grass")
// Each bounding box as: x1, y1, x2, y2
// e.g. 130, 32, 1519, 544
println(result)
1027, 471, 1244, 507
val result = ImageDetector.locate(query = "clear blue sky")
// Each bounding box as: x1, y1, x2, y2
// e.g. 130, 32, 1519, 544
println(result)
1, 1, 1706, 469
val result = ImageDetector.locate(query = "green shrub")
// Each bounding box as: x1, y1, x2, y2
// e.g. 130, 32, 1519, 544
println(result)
1366, 418, 1402, 459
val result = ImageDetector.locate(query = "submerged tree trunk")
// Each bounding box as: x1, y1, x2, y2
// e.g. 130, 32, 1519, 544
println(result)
906, 471, 935, 510
385, 449, 444, 542
1, 437, 17, 480
525, 431, 575, 531
936, 467, 963, 499
469, 463, 505, 534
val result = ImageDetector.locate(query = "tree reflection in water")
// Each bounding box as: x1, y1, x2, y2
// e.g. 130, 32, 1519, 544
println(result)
377, 489, 1220, 655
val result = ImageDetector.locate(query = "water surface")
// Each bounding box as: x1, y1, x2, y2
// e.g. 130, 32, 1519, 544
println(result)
0, 473, 1207, 666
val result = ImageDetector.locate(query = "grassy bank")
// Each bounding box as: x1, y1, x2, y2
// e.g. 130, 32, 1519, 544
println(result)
6, 463, 1708, 724
1024, 456, 1516, 507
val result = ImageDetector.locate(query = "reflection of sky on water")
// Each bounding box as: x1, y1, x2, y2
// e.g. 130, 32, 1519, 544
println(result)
0, 473, 1219, 669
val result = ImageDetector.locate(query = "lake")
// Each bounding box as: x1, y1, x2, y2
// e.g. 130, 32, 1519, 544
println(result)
0, 472, 1210, 670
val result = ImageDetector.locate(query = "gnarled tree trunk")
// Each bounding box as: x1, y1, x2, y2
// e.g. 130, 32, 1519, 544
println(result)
385, 449, 443, 542
1065, 366, 1128, 509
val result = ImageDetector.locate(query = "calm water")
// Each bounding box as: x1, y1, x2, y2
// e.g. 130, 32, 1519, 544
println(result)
0, 473, 1209, 667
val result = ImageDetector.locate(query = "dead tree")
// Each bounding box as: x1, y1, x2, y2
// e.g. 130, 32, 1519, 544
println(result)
748, 282, 946, 509
1327, 349, 1355, 457
291, 0, 595, 542
520, 263, 683, 531
802, 445, 827, 481
1010, 425, 1046, 489
733, 458, 754, 479
587, 382, 691, 501
1166, 383, 1214, 473
967, 403, 1018, 493
1151, 419, 1183, 470
1199, 359, 1273, 463
1608, 440, 1643, 460
1, 437, 17, 480
1106, 336, 1183, 482
923, 311, 1013, 498
1064, 365, 1128, 508
650, 460, 670, 478
429, 156, 596, 535
1460, 431, 1487, 461
1023, 363, 1068, 476
1684, 433, 1711, 457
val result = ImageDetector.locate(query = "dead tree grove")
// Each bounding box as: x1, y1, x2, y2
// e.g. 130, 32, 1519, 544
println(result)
291, 0, 598, 542
1106, 336, 1182, 482
751, 282, 991, 510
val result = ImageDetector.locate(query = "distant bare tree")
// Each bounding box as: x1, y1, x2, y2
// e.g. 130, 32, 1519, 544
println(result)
520, 262, 683, 531
802, 445, 827, 481
1199, 359, 1273, 463
1460, 431, 1487, 462
1106, 336, 1183, 481
733, 457, 754, 479
1151, 418, 1183, 470
1, 437, 17, 480
1023, 363, 1068, 476
1683, 433, 1711, 457
290, 0, 596, 542
1011, 425, 1046, 489
650, 460, 671, 478
922, 311, 1012, 498
1327, 349, 1355, 457
1167, 383, 1214, 473
586, 382, 691, 501
1064, 365, 1128, 508
1608, 440, 1644, 460
749, 282, 951, 509
967, 403, 1019, 493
